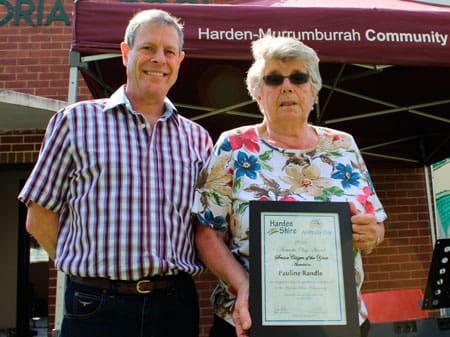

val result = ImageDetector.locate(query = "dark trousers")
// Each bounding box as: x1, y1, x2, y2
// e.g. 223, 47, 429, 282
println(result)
60, 274, 199, 337
209, 315, 371, 337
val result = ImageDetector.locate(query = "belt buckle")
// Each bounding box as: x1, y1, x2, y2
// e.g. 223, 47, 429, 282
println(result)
136, 280, 152, 294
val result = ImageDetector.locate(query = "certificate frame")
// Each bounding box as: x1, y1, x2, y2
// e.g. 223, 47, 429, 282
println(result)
249, 201, 359, 337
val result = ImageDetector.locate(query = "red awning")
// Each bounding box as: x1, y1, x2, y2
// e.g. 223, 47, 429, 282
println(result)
72, 0, 450, 66
70, 1, 450, 166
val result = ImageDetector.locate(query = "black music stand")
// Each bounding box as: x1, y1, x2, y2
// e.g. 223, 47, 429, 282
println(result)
422, 238, 450, 310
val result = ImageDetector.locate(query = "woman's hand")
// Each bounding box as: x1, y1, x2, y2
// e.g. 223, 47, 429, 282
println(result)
350, 202, 385, 253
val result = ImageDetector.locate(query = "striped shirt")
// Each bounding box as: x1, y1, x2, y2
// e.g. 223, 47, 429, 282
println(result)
19, 85, 213, 280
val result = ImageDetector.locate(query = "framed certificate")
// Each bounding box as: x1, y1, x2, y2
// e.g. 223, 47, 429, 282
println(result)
249, 201, 359, 337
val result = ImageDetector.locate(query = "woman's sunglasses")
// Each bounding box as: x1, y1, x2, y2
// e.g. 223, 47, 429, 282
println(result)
262, 71, 310, 86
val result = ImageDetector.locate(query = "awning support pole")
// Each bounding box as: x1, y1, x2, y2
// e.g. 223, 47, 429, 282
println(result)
52, 50, 81, 337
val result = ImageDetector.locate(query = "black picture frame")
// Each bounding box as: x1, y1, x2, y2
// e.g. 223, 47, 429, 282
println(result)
249, 201, 360, 337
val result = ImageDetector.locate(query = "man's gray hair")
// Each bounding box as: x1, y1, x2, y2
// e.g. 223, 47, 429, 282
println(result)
124, 9, 184, 53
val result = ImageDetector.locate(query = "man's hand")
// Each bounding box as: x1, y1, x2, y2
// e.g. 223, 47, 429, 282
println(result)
232, 283, 252, 337
26, 202, 59, 259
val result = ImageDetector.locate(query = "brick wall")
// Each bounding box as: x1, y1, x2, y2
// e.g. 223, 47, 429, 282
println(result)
362, 167, 434, 292
0, 0, 437, 335
0, 0, 91, 100
1, 12, 70, 98
0, 130, 43, 164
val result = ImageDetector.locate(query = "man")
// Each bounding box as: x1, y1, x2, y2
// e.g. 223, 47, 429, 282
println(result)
19, 9, 212, 337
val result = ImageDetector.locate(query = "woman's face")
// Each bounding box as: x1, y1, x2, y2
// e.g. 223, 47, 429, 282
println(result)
256, 58, 317, 127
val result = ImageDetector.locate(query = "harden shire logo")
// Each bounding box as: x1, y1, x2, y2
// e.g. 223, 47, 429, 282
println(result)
267, 218, 297, 235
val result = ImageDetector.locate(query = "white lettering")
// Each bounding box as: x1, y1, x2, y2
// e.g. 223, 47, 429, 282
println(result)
366, 28, 447, 46
198, 27, 447, 47
198, 27, 253, 41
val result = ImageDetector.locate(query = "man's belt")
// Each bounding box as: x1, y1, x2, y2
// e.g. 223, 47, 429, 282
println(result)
70, 274, 186, 295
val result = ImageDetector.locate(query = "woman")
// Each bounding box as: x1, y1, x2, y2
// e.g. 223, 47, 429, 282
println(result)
193, 35, 386, 337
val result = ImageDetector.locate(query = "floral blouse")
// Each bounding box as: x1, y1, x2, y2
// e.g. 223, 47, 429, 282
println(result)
192, 125, 387, 326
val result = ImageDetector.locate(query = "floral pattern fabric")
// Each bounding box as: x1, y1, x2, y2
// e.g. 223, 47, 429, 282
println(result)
192, 125, 387, 325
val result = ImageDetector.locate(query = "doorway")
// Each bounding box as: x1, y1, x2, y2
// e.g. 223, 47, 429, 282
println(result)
0, 166, 49, 337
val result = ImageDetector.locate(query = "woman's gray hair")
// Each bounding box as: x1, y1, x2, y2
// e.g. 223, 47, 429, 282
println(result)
124, 9, 184, 53
246, 35, 322, 100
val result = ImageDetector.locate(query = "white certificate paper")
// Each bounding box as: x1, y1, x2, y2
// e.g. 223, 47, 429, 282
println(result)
261, 212, 346, 326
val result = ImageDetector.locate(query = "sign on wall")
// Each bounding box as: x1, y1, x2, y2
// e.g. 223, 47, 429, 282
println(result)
432, 158, 450, 238
0, 0, 70, 25
0, 0, 210, 26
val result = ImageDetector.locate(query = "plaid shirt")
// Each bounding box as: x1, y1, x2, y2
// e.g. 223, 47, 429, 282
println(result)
19, 86, 212, 280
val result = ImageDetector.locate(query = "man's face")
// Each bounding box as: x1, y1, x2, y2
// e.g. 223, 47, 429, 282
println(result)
121, 23, 185, 103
